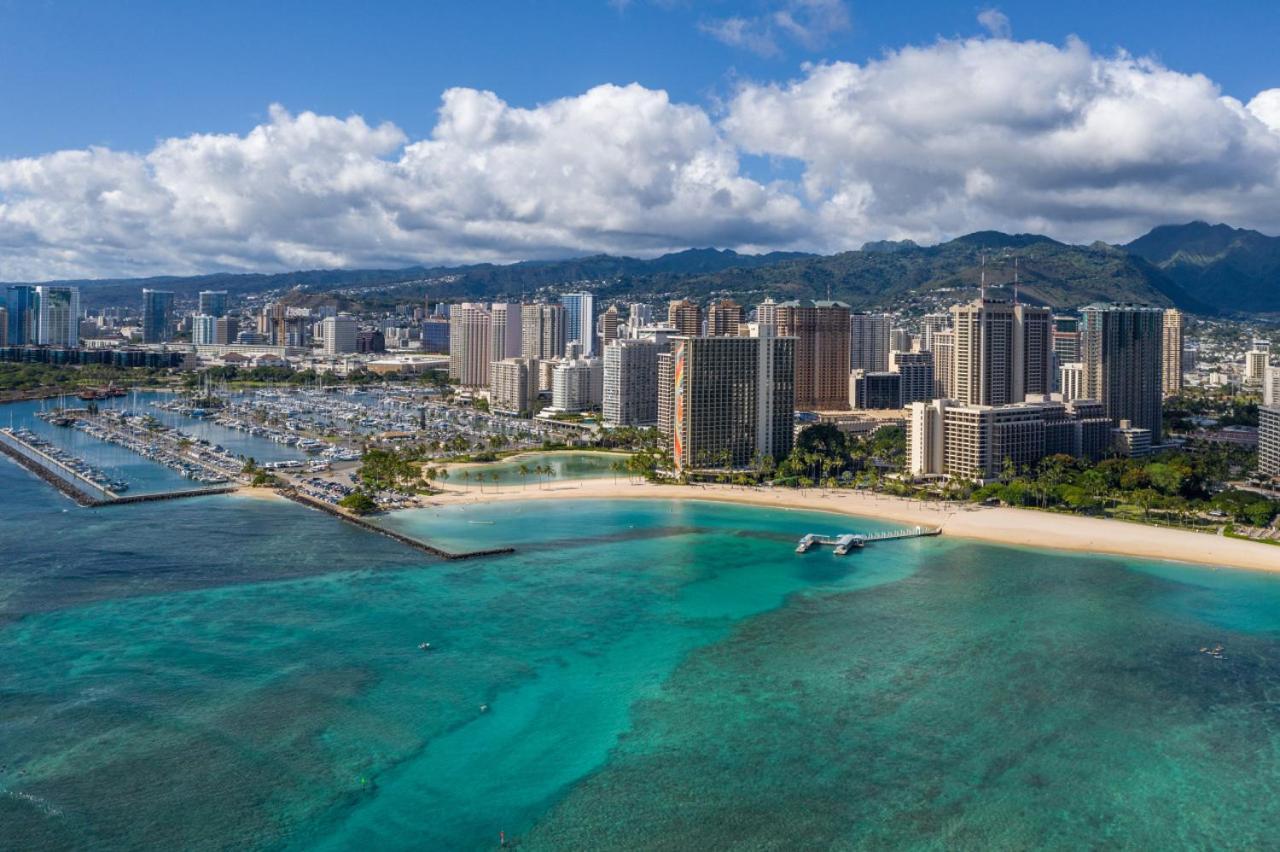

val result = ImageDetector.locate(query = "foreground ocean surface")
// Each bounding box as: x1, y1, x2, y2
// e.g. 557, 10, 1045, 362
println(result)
4, 454, 1280, 848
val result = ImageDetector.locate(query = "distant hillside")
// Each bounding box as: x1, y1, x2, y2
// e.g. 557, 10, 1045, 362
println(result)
606, 233, 1206, 313
13, 224, 1275, 316
1124, 222, 1280, 312
4, 248, 815, 310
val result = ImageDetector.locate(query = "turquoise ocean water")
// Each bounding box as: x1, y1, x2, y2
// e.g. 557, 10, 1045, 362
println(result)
4, 443, 1280, 848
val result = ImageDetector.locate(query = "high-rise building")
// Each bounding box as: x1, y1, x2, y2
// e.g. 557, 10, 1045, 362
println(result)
198, 290, 229, 318
1060, 362, 1085, 402
1245, 345, 1271, 385
322, 315, 357, 355
551, 357, 603, 413
603, 338, 659, 427
35, 286, 80, 347
777, 300, 850, 411
490, 303, 523, 363
1264, 366, 1280, 407
142, 289, 175, 344
1014, 304, 1054, 399
422, 317, 450, 353
920, 313, 951, 353
951, 297, 1052, 406
598, 304, 621, 347
627, 303, 653, 334
755, 297, 779, 329
707, 299, 744, 336
215, 316, 239, 346
931, 330, 955, 399
356, 329, 386, 354
1081, 303, 1165, 442
449, 303, 492, 386
849, 312, 891, 373
1052, 314, 1081, 363
671, 330, 795, 472
0, 307, 7, 346
490, 357, 540, 417
192, 315, 217, 346
561, 293, 595, 356
657, 351, 675, 437
521, 303, 565, 360
890, 327, 913, 353
1259, 405, 1280, 479
4, 285, 36, 346
668, 299, 702, 336
952, 297, 1015, 406
1161, 308, 1184, 397
850, 371, 901, 410
891, 351, 934, 405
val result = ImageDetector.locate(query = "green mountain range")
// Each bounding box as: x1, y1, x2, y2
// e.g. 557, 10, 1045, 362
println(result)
9, 223, 1277, 316
1124, 222, 1280, 313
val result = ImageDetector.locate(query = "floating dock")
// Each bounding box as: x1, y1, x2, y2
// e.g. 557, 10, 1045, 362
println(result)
797, 526, 940, 555
0, 428, 237, 507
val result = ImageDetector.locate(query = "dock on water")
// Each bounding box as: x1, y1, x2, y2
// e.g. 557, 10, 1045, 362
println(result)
0, 427, 239, 508
796, 526, 940, 556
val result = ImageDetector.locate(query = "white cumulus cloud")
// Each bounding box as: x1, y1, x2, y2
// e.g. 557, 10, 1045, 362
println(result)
722, 35, 1280, 247
4, 33, 1280, 280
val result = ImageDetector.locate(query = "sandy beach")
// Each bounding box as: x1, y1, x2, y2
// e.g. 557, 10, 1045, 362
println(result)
417, 477, 1280, 573
434, 448, 632, 473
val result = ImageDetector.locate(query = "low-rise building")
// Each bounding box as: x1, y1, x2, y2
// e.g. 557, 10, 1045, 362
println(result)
1111, 420, 1153, 458
850, 370, 901, 410
907, 398, 1114, 481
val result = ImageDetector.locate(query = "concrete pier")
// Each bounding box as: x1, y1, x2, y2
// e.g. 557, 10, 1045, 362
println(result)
280, 489, 516, 561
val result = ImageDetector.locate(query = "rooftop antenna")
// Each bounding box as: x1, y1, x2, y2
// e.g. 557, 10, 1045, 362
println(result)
980, 253, 987, 301
1013, 256, 1020, 305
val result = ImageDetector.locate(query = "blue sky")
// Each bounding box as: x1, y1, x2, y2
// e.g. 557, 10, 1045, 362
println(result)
2, 1, 1280, 279
2, 0, 1275, 157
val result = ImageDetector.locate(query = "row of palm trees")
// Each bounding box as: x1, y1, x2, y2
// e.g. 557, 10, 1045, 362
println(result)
423, 462, 564, 493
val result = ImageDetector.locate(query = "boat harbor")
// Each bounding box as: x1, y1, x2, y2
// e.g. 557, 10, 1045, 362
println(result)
39, 408, 244, 485
0, 426, 235, 507
796, 526, 941, 555
0, 427, 125, 499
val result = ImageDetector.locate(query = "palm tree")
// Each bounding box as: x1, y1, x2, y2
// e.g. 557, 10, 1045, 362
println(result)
460, 470, 471, 490
489, 471, 500, 493
518, 463, 530, 490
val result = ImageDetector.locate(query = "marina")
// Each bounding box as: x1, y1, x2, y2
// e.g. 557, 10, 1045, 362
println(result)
0, 426, 122, 503
42, 408, 244, 485
0, 426, 236, 506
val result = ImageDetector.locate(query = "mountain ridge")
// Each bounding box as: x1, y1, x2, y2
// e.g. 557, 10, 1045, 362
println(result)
7, 223, 1275, 315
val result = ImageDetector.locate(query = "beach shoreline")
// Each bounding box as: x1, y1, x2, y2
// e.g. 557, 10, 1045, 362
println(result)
435, 448, 632, 473
410, 477, 1280, 573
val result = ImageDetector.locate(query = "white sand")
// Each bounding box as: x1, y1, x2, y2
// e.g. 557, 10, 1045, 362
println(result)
419, 477, 1280, 573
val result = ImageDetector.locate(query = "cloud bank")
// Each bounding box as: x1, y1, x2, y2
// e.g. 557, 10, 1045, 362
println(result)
4, 31, 1280, 280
